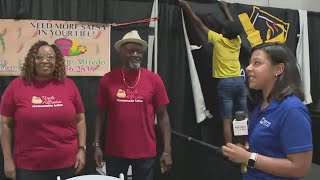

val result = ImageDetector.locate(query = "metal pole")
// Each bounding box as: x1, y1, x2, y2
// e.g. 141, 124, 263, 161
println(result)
172, 130, 223, 155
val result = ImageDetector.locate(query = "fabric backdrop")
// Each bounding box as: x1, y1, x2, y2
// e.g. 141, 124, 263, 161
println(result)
1, 1, 320, 180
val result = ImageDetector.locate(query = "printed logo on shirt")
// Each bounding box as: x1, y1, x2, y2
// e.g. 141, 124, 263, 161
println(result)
259, 117, 271, 127
116, 89, 127, 98
116, 89, 144, 103
31, 96, 64, 108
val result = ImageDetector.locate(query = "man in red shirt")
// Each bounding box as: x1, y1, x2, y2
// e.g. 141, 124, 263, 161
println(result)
93, 30, 172, 180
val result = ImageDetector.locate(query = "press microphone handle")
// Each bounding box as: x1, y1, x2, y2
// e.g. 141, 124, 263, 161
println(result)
233, 111, 249, 174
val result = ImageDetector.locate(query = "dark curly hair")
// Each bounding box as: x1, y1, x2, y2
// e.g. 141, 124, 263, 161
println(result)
223, 21, 243, 40
20, 40, 66, 83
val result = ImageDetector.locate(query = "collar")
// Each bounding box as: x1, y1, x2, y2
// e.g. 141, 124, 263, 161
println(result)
258, 99, 281, 113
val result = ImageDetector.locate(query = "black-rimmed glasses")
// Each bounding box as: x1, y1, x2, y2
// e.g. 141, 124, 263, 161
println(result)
34, 54, 56, 61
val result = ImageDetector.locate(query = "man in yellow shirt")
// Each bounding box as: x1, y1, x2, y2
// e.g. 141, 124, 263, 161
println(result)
179, 0, 247, 144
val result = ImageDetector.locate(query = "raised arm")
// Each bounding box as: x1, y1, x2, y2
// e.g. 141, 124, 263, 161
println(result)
219, 0, 234, 22
179, 0, 209, 35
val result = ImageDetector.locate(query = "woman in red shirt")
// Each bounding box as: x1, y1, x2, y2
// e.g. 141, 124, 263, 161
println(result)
0, 41, 86, 180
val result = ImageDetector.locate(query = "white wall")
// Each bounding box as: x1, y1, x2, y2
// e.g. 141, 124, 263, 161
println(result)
224, 0, 320, 12
223, 0, 268, 7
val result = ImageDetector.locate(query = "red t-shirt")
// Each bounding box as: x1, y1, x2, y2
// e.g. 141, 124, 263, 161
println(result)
96, 67, 169, 159
0, 78, 85, 170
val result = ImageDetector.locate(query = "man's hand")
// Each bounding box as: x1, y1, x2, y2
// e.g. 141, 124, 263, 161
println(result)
219, 0, 228, 7
178, 0, 188, 9
94, 146, 103, 168
160, 153, 172, 173
74, 150, 86, 174
4, 159, 16, 180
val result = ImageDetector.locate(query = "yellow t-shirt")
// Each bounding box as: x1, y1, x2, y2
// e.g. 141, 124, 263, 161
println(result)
208, 30, 241, 78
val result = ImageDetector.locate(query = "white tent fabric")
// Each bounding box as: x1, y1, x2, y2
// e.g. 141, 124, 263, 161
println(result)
297, 10, 312, 104
147, 0, 157, 71
181, 11, 212, 123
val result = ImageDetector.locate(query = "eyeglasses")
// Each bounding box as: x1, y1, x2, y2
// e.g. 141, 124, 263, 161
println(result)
34, 54, 56, 61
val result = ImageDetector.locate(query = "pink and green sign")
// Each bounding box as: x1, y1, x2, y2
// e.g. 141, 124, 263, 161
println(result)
0, 19, 110, 76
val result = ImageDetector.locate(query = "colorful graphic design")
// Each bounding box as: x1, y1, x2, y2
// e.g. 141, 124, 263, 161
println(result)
0, 28, 6, 53
31, 96, 43, 104
116, 89, 144, 103
31, 95, 63, 108
54, 38, 87, 56
116, 89, 127, 98
0, 19, 111, 76
238, 6, 290, 47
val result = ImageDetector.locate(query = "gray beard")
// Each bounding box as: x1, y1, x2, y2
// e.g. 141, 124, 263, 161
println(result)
128, 61, 140, 70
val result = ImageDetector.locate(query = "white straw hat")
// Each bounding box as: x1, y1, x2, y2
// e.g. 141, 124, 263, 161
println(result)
114, 30, 148, 52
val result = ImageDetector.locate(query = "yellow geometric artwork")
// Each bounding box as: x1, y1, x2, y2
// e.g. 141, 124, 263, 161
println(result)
239, 6, 290, 48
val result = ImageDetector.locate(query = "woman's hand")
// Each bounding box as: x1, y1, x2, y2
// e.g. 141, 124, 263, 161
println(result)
74, 150, 86, 174
222, 143, 251, 164
4, 158, 16, 180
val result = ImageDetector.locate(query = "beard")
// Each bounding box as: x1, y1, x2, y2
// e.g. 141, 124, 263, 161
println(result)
128, 61, 141, 70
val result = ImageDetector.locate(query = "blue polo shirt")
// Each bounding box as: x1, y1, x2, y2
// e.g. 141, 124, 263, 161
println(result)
244, 96, 313, 180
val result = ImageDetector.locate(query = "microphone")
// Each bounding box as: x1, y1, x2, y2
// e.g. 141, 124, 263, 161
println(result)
232, 111, 249, 173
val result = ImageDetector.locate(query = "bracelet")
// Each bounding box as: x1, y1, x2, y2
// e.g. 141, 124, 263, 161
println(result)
162, 152, 172, 157
78, 145, 87, 152
93, 142, 100, 147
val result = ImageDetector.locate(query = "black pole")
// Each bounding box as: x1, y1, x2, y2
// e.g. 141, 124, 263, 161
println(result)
172, 130, 223, 156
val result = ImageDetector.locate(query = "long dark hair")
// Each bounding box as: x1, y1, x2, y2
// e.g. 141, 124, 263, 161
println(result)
249, 43, 304, 104
20, 41, 66, 84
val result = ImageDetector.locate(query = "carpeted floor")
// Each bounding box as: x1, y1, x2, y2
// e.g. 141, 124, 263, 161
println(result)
303, 163, 320, 180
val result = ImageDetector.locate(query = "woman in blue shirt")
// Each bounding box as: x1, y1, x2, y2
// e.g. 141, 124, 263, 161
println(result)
222, 43, 313, 179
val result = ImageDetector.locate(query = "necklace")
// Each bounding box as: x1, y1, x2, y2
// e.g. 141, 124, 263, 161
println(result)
260, 101, 269, 111
122, 68, 141, 89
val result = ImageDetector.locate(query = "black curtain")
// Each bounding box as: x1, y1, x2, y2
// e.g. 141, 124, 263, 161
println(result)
1, 1, 320, 180
0, 0, 211, 180
308, 11, 320, 165
308, 12, 320, 113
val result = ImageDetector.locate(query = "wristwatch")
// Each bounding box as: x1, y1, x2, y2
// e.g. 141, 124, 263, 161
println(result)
78, 145, 87, 152
247, 152, 258, 168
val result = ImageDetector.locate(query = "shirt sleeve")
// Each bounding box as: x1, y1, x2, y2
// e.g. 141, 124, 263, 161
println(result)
280, 108, 313, 154
153, 74, 169, 110
96, 76, 108, 109
0, 81, 16, 117
208, 30, 222, 45
70, 79, 85, 114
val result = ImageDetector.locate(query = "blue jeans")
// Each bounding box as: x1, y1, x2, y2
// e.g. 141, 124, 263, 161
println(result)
217, 76, 247, 119
106, 156, 156, 180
